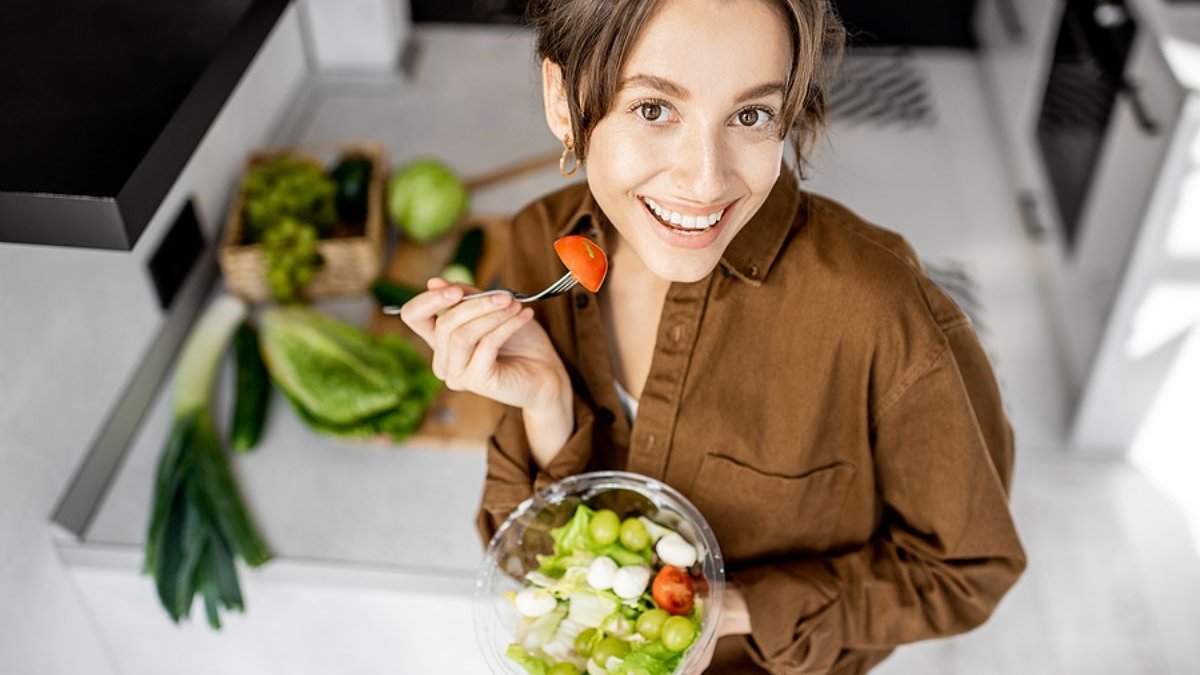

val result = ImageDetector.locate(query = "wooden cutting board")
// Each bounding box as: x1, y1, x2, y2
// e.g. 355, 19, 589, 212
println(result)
370, 215, 512, 452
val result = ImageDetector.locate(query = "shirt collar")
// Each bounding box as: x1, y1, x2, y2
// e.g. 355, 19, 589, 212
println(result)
554, 166, 805, 287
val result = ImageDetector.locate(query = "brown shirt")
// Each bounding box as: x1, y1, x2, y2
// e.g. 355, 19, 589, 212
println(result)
476, 168, 1026, 674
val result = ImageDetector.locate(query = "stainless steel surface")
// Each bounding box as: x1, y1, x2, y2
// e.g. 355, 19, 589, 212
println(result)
380, 271, 578, 315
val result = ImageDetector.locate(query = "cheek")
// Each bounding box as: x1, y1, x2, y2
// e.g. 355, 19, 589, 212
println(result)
586, 125, 667, 188
735, 138, 786, 190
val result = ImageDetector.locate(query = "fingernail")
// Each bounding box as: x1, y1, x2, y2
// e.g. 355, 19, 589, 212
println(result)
491, 294, 509, 306
443, 288, 459, 299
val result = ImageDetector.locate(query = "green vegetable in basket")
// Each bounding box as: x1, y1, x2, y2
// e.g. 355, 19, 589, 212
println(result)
259, 306, 440, 441
331, 156, 373, 224
387, 159, 469, 243
261, 215, 322, 303
242, 157, 337, 241
144, 296, 272, 630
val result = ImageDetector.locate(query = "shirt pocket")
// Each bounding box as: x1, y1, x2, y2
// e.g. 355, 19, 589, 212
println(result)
689, 453, 857, 561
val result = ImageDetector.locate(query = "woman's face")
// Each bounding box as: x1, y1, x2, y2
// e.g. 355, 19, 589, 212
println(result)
585, 0, 791, 283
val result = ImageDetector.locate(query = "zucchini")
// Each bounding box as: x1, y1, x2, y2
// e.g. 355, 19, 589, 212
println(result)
440, 226, 485, 286
371, 280, 421, 308
330, 156, 373, 223
230, 322, 270, 452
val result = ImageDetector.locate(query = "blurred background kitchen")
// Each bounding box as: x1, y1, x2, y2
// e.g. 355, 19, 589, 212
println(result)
3, 0, 1200, 673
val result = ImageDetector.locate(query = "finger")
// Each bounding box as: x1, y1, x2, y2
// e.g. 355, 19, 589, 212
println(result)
443, 303, 525, 387
432, 293, 516, 380
427, 276, 450, 290
399, 285, 465, 346
461, 307, 535, 387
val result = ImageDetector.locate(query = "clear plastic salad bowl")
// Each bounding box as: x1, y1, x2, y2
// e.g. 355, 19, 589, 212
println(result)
475, 471, 726, 675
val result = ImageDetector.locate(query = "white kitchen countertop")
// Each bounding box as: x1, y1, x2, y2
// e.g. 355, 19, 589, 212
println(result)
81, 26, 578, 576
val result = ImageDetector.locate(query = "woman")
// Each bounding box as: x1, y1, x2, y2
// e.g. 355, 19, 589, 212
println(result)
401, 0, 1026, 672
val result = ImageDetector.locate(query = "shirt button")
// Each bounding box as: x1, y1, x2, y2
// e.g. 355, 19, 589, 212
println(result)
575, 293, 589, 309
671, 325, 682, 342
597, 407, 616, 424
748, 264, 759, 278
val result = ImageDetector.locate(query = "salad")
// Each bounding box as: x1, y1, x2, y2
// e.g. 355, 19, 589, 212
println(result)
504, 503, 707, 675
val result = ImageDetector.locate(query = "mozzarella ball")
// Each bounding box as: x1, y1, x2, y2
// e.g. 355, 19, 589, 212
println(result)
612, 565, 652, 599
587, 556, 619, 590
655, 532, 698, 568
514, 587, 557, 618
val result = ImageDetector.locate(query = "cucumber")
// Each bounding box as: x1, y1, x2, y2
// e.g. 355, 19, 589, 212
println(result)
229, 322, 270, 452
440, 226, 485, 287
371, 280, 421, 308
330, 156, 373, 224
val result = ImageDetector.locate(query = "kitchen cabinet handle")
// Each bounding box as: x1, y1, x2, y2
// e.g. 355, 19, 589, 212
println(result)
1018, 191, 1048, 243
1119, 80, 1160, 136
995, 0, 1025, 42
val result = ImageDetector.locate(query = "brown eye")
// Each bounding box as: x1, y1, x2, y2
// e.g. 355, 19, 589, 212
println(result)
738, 109, 761, 126
640, 103, 663, 121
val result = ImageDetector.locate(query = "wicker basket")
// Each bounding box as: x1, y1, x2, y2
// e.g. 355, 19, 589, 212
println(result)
218, 142, 387, 303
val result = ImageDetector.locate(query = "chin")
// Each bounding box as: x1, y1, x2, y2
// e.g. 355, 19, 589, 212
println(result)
648, 258, 719, 284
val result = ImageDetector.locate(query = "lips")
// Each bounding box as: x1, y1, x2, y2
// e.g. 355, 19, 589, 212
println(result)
638, 195, 736, 249
640, 196, 727, 232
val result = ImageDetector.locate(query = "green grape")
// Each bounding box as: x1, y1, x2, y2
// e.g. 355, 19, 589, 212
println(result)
574, 628, 598, 656
635, 608, 669, 640
591, 637, 629, 665
619, 518, 650, 551
660, 616, 696, 652
547, 663, 579, 675
589, 510, 620, 546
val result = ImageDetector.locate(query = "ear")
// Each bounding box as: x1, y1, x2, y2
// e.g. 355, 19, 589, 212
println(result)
541, 58, 573, 143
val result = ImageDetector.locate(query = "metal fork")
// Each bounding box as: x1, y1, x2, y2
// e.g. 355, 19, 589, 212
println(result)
381, 272, 578, 315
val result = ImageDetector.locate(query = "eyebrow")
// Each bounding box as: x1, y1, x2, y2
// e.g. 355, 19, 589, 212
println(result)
618, 74, 786, 104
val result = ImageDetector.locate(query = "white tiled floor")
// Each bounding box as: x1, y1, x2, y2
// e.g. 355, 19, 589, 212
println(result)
8, 25, 1200, 675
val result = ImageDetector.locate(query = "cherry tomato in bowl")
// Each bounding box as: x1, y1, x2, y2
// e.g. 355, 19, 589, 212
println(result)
553, 235, 608, 293
652, 564, 696, 616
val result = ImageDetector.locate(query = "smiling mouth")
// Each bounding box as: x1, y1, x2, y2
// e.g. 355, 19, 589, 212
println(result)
639, 196, 729, 235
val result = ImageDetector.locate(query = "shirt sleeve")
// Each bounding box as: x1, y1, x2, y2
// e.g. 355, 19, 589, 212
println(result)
475, 389, 598, 546
733, 319, 1026, 674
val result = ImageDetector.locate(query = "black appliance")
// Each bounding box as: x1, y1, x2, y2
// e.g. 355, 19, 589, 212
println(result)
1035, 0, 1154, 253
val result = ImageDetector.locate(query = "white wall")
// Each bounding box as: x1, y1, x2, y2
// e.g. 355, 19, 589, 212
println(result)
0, 6, 308, 673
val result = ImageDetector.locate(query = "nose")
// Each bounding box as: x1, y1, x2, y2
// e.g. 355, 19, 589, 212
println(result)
669, 125, 729, 205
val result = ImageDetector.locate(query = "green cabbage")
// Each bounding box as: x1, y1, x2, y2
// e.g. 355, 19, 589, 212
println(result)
386, 159, 469, 243
259, 307, 439, 441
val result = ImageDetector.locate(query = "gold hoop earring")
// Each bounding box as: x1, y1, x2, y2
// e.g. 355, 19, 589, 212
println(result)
559, 135, 579, 178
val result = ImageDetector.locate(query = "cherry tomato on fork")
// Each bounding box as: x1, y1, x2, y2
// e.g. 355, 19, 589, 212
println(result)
553, 235, 608, 293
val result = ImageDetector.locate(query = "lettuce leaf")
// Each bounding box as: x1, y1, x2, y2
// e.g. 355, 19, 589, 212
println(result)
261, 307, 439, 442
506, 644, 549, 675
608, 641, 684, 675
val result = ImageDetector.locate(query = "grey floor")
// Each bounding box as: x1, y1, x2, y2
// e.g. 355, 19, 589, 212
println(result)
3, 25, 1200, 675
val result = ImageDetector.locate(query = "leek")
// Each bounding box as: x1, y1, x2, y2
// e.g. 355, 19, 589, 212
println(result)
144, 295, 271, 629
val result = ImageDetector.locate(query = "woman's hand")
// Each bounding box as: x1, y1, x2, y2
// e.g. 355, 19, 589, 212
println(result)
690, 587, 752, 672
399, 277, 574, 465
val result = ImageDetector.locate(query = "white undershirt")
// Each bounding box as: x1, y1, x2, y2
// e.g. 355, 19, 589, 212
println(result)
613, 379, 640, 423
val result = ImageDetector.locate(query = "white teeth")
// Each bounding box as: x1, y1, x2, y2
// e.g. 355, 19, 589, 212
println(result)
641, 197, 726, 230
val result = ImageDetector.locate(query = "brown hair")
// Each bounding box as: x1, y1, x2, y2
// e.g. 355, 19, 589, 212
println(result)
526, 0, 845, 178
